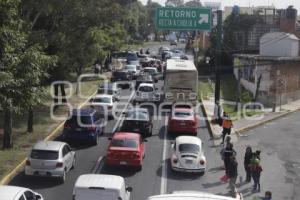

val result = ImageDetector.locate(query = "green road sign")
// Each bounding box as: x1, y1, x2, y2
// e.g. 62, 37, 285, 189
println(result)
155, 7, 211, 31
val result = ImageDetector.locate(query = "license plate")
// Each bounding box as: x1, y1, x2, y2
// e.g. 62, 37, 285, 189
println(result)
76, 128, 82, 131
180, 123, 186, 126
133, 128, 139, 132
120, 161, 127, 165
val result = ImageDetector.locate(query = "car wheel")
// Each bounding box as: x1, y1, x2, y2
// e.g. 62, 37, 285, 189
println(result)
137, 165, 142, 171
60, 170, 66, 183
71, 156, 76, 170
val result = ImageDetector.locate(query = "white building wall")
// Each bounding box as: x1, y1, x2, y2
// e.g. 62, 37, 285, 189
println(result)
260, 32, 299, 57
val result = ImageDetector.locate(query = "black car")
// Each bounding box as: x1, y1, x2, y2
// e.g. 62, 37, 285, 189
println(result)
62, 108, 104, 145
120, 108, 153, 137
135, 74, 154, 90
111, 70, 132, 82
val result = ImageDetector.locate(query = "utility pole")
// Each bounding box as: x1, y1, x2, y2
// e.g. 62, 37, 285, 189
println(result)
214, 10, 222, 121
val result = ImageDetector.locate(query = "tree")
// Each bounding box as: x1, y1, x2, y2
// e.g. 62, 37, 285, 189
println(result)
165, 0, 184, 7
185, 0, 202, 7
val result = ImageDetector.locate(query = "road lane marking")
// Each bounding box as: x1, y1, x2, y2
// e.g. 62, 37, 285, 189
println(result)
160, 116, 168, 194
92, 156, 103, 174
111, 91, 135, 133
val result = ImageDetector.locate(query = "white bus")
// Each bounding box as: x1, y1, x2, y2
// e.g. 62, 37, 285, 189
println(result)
164, 59, 198, 105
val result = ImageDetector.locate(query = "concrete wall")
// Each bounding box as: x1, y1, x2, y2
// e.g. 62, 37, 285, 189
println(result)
260, 33, 299, 57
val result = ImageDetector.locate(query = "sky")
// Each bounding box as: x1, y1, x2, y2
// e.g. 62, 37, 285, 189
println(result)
140, 0, 300, 12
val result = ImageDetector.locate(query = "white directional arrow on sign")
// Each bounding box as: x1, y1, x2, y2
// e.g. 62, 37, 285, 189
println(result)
198, 14, 209, 24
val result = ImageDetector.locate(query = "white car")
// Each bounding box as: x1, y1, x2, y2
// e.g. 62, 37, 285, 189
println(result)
170, 136, 206, 173
0, 185, 44, 200
124, 64, 140, 78
134, 83, 160, 103
73, 174, 132, 200
89, 94, 118, 118
147, 190, 242, 200
25, 141, 76, 183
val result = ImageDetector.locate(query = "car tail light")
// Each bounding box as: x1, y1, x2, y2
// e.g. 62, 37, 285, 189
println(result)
26, 160, 31, 166
56, 162, 63, 168
64, 123, 71, 129
133, 152, 140, 159
108, 106, 112, 110
144, 122, 150, 128
88, 125, 96, 131
200, 160, 205, 165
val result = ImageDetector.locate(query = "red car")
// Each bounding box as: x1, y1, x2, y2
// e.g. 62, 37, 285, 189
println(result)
106, 132, 146, 170
168, 108, 197, 135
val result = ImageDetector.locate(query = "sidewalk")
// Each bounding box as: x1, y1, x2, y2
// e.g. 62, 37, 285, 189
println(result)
201, 96, 300, 145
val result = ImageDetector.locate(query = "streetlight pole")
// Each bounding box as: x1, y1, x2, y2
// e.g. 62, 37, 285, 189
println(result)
214, 10, 223, 121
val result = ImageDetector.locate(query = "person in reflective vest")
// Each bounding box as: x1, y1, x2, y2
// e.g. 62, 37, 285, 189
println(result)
221, 112, 233, 144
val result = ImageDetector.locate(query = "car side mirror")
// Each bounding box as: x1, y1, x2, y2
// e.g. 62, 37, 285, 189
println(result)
126, 186, 133, 192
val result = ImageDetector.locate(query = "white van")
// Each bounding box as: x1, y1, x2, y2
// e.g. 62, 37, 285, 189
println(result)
72, 174, 132, 200
0, 185, 44, 200
164, 59, 198, 105
147, 191, 243, 200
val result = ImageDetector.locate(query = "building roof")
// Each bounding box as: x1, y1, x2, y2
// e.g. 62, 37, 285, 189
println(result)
233, 54, 300, 61
74, 174, 125, 190
261, 32, 299, 42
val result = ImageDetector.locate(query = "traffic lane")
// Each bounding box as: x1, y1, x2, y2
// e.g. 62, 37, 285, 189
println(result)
9, 87, 134, 200
166, 105, 227, 194
98, 113, 168, 200
234, 112, 300, 199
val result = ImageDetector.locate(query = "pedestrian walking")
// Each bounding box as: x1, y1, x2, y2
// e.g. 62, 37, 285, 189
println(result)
250, 158, 262, 191
244, 146, 253, 182
228, 156, 238, 197
221, 112, 233, 144
221, 143, 237, 176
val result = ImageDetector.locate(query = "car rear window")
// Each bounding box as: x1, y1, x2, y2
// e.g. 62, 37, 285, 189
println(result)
179, 144, 200, 153
174, 111, 192, 118
67, 115, 92, 125
93, 97, 111, 103
138, 86, 153, 92
111, 139, 138, 148
31, 150, 59, 160
113, 72, 127, 77
126, 112, 148, 120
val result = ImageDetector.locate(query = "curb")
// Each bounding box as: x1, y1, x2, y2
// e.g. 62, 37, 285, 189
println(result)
199, 98, 214, 139
236, 108, 300, 135
0, 75, 108, 186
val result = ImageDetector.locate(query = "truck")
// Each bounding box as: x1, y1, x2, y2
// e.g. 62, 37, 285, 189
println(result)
164, 59, 198, 105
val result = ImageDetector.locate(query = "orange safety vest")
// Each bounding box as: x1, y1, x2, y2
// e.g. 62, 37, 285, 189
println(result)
222, 118, 232, 129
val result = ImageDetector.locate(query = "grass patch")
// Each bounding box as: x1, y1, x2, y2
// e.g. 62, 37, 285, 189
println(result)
0, 77, 103, 180
198, 79, 214, 100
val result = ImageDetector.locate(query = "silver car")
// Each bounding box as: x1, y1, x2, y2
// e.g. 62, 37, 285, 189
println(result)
25, 141, 76, 183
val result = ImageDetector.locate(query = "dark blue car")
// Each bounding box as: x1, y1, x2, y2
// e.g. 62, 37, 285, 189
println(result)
62, 108, 104, 145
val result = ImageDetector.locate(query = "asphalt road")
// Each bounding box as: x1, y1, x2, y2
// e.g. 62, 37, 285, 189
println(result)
8, 43, 297, 200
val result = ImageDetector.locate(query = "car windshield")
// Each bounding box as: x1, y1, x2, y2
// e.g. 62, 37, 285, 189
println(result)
126, 111, 148, 120
31, 150, 59, 160
93, 97, 111, 103
144, 68, 156, 74
179, 143, 200, 153
138, 86, 154, 92
111, 139, 138, 148
125, 65, 136, 70
174, 111, 192, 118
113, 72, 127, 77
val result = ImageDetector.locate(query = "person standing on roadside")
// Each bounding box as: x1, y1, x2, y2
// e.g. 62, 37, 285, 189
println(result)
244, 146, 253, 183
228, 156, 238, 197
250, 158, 263, 191
221, 112, 233, 144
221, 143, 237, 176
